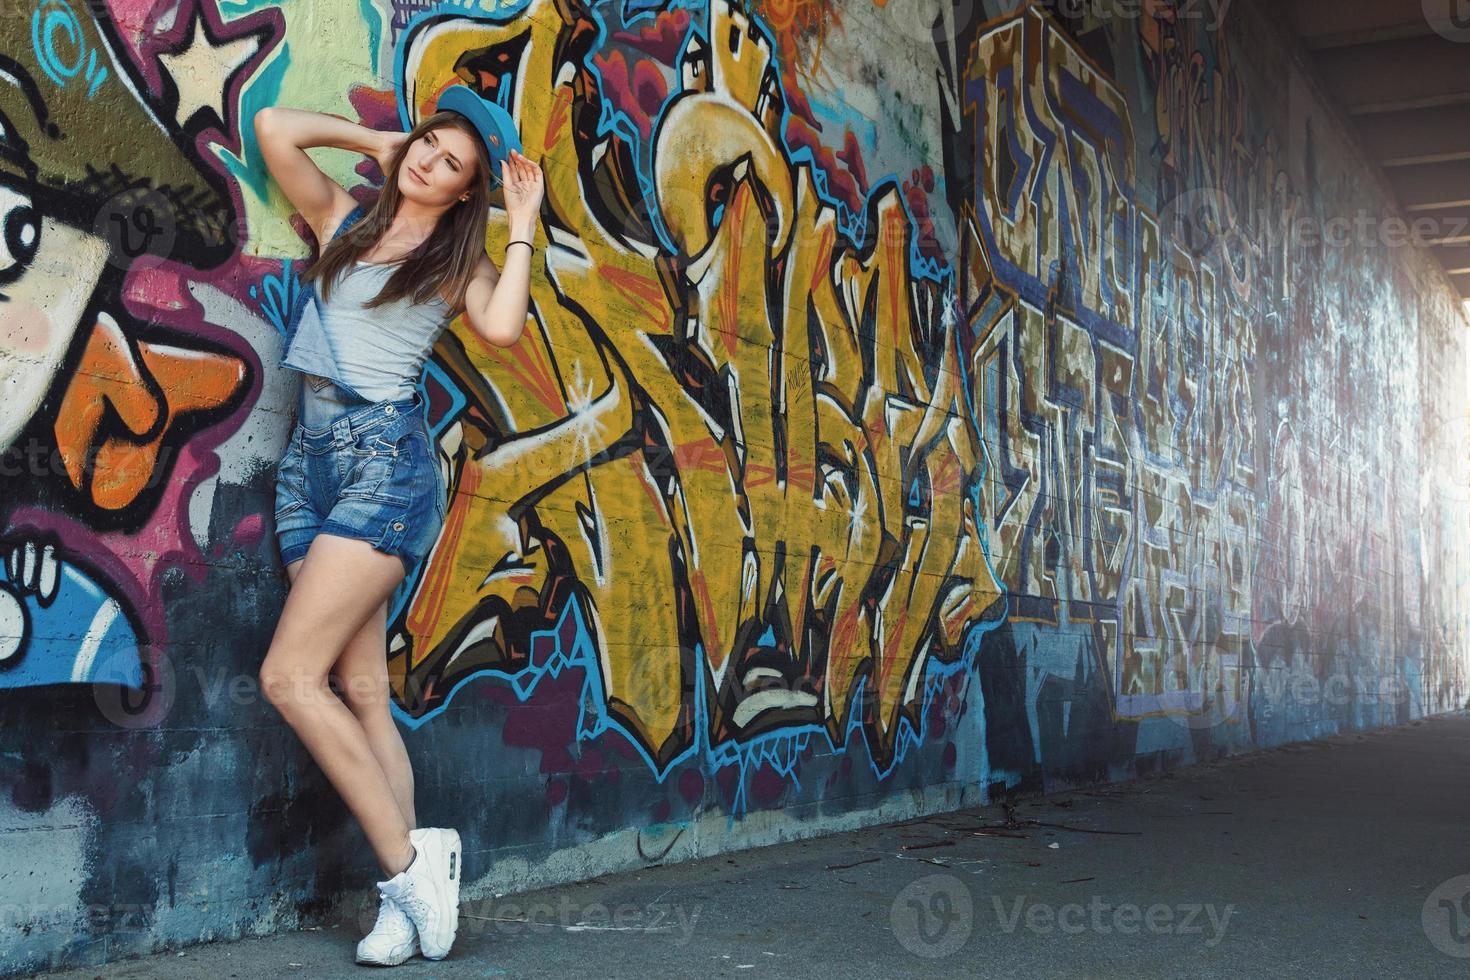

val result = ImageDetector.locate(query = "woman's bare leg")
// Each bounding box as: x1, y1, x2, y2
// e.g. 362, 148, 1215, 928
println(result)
284, 559, 418, 832
262, 534, 414, 876
329, 600, 416, 830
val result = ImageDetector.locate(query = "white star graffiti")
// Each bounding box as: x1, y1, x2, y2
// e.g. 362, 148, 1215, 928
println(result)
158, 13, 259, 130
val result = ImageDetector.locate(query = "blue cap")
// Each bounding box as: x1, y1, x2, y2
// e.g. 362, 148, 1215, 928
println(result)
435, 84, 523, 184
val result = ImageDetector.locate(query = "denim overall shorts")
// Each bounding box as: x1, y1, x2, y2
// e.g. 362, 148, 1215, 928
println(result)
273, 387, 445, 574
273, 203, 447, 573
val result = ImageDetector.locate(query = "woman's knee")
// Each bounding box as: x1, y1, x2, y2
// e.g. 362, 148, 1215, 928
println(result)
334, 669, 392, 717
259, 657, 327, 713
258, 659, 287, 709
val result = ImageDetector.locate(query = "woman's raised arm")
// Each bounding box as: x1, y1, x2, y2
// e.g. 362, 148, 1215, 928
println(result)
253, 107, 394, 242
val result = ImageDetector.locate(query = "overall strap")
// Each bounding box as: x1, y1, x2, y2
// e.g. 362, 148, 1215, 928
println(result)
282, 202, 369, 348
330, 202, 368, 242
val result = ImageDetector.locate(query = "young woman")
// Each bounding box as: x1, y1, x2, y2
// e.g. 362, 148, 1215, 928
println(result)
252, 90, 542, 965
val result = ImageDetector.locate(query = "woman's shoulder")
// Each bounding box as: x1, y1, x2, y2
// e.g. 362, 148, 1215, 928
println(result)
317, 200, 368, 246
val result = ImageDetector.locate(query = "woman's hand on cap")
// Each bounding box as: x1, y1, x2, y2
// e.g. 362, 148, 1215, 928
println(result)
501, 149, 545, 226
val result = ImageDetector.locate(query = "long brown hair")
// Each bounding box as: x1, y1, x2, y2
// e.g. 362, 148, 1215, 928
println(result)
302, 111, 492, 316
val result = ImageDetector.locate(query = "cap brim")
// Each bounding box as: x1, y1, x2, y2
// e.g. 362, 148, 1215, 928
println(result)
436, 86, 523, 178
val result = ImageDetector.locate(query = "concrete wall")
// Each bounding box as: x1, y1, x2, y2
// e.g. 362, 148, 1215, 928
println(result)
2, 0, 1468, 972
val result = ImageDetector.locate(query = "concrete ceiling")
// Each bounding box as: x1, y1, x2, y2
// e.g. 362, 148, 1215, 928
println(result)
1286, 0, 1470, 299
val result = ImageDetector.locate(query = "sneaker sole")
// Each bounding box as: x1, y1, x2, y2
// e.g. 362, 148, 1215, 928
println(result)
355, 937, 418, 966
417, 829, 462, 960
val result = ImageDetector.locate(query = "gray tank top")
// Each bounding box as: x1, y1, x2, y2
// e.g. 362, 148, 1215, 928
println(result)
283, 258, 452, 403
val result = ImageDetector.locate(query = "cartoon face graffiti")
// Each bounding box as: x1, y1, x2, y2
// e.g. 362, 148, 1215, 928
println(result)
0, 2, 252, 687
0, 179, 81, 453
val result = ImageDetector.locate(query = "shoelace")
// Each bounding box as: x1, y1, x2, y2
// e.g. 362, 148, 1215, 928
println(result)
395, 891, 433, 924
374, 894, 412, 933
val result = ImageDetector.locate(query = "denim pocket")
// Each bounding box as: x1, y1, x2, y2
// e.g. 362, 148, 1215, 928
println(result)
347, 408, 416, 455
342, 426, 421, 506
274, 435, 310, 519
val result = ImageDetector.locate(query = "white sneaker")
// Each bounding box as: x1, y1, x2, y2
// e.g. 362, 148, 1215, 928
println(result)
378, 827, 462, 960
355, 887, 419, 966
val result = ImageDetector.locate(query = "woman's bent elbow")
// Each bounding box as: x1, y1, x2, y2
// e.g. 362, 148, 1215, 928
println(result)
252, 106, 277, 139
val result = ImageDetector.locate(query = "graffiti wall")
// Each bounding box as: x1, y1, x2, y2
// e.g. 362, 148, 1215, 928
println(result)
2, 0, 1467, 970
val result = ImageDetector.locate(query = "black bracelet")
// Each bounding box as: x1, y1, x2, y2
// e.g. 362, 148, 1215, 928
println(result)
506, 240, 534, 253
